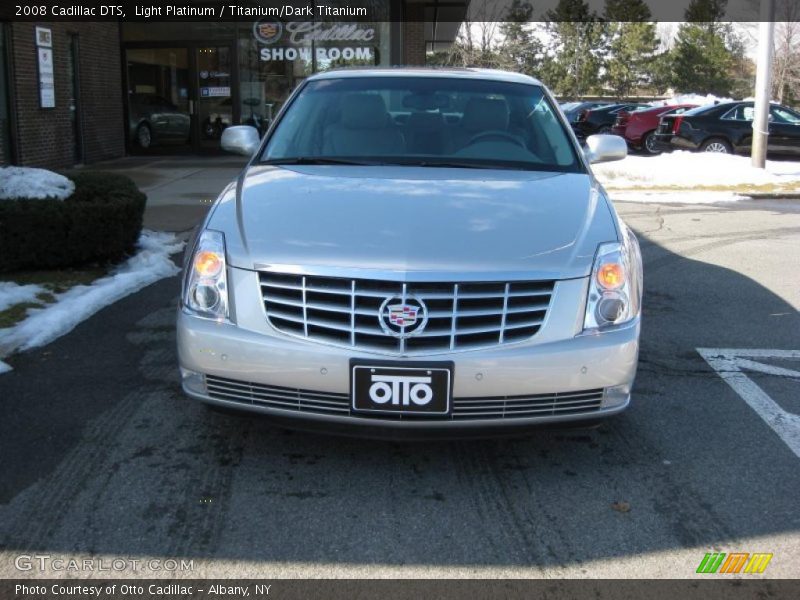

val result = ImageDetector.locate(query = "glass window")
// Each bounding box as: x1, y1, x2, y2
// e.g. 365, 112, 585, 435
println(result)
721, 104, 755, 121
238, 21, 389, 136
261, 76, 582, 173
770, 106, 800, 125
683, 104, 722, 117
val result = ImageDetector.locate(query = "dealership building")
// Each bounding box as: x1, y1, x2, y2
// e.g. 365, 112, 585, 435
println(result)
0, 1, 466, 168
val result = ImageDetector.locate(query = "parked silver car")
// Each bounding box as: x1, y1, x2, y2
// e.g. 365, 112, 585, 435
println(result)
177, 68, 641, 438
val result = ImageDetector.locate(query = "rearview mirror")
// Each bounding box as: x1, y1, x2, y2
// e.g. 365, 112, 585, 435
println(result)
585, 134, 627, 164
221, 125, 260, 157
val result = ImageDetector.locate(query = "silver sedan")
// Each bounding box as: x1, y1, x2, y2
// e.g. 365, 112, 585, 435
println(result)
177, 68, 641, 438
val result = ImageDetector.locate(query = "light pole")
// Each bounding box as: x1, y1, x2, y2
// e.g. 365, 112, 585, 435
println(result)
751, 0, 776, 169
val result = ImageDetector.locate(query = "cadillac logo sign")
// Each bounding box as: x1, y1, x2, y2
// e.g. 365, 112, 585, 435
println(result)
253, 18, 283, 45
389, 305, 419, 327
379, 296, 428, 338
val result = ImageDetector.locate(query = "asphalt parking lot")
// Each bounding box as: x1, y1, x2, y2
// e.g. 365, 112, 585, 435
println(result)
0, 195, 798, 579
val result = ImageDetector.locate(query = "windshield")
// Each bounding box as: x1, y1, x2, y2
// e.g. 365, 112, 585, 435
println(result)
260, 76, 582, 173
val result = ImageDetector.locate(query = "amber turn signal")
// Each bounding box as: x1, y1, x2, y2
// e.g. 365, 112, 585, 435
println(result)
194, 251, 223, 278
597, 263, 624, 290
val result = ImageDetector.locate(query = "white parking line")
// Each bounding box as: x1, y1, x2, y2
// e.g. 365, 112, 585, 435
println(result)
697, 348, 800, 459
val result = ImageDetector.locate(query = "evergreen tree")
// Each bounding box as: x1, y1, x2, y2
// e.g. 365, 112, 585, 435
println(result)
602, 0, 659, 98
544, 0, 607, 98
670, 0, 737, 95
497, 0, 544, 76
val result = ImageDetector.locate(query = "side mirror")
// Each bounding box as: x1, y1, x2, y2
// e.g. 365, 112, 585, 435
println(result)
585, 134, 628, 164
221, 125, 260, 157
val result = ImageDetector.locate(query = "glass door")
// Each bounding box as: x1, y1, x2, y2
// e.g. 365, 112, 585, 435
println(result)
196, 45, 233, 151
125, 47, 192, 153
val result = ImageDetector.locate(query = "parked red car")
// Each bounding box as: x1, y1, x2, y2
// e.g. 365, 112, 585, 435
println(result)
611, 104, 698, 154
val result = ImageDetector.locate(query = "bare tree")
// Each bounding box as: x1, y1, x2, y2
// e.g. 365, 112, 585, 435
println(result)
443, 0, 507, 68
772, 0, 800, 103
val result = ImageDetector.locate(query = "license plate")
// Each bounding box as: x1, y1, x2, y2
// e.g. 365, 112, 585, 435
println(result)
351, 362, 452, 415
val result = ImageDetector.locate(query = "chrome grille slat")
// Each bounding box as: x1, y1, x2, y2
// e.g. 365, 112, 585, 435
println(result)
261, 281, 551, 299
206, 376, 603, 421
259, 273, 555, 355
455, 391, 603, 404
455, 399, 602, 412
427, 304, 548, 318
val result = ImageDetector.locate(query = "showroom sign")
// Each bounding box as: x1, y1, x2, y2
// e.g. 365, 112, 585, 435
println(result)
254, 19, 376, 62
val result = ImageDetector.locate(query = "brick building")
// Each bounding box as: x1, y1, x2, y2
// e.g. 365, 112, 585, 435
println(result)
0, 1, 466, 169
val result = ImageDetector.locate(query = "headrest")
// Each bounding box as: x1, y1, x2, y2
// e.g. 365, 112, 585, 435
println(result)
461, 98, 510, 131
341, 94, 389, 129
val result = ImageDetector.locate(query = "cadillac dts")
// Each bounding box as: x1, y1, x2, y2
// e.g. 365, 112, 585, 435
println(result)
177, 68, 642, 438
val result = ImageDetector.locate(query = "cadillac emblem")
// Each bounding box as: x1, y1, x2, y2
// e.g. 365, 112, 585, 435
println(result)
379, 296, 428, 338
253, 18, 283, 45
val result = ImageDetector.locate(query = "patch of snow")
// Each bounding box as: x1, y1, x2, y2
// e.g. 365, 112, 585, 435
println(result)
0, 359, 11, 374
609, 191, 747, 204
594, 151, 800, 190
0, 167, 75, 200
0, 230, 184, 357
0, 282, 46, 313
648, 93, 735, 107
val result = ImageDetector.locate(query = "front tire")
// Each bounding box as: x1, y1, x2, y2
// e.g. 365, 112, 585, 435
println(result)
136, 124, 152, 149
701, 137, 732, 154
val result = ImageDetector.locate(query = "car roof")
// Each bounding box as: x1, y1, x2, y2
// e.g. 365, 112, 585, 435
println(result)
639, 104, 697, 113
307, 67, 543, 86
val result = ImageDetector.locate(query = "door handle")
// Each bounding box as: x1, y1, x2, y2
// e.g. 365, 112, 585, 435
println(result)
188, 100, 195, 115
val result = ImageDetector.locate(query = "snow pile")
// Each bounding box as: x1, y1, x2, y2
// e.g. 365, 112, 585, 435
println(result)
609, 191, 747, 204
0, 230, 184, 364
594, 151, 800, 190
0, 282, 46, 313
0, 166, 75, 200
648, 93, 735, 108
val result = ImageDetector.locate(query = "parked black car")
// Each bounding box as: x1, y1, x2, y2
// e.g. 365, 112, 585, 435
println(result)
560, 101, 612, 124
572, 103, 650, 138
665, 101, 800, 155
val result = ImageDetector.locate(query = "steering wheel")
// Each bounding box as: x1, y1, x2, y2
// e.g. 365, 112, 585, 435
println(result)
466, 130, 525, 148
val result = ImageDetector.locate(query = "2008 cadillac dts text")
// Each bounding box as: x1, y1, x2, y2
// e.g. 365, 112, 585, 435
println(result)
176, 68, 642, 438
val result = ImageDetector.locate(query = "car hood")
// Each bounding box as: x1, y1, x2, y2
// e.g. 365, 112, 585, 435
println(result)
209, 165, 618, 280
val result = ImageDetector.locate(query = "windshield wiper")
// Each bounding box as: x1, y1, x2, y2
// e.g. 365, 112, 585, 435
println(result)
411, 160, 521, 170
262, 157, 376, 166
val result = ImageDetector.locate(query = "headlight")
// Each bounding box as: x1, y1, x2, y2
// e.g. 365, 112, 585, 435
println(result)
183, 230, 229, 320
583, 227, 642, 331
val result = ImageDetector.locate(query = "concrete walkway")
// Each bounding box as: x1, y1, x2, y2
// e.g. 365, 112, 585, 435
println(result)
84, 155, 247, 232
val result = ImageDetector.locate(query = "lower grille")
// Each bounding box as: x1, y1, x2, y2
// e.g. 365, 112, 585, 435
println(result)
451, 389, 604, 420
205, 376, 604, 421
206, 376, 350, 416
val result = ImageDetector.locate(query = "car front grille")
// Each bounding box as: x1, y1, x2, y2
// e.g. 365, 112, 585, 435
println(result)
258, 273, 555, 355
205, 375, 604, 421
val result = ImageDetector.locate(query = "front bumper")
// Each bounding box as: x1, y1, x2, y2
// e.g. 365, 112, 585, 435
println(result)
177, 274, 640, 436
653, 134, 677, 152
670, 134, 701, 151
